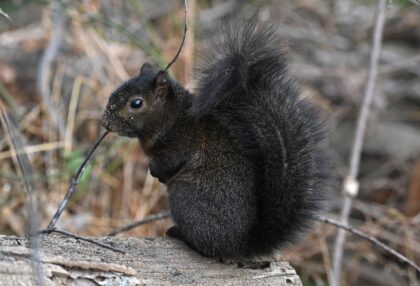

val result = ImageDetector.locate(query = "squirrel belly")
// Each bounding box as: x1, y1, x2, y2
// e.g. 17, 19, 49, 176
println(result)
102, 15, 331, 258
161, 115, 258, 258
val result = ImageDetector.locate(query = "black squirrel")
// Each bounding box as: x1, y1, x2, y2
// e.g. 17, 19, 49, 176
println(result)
102, 16, 331, 258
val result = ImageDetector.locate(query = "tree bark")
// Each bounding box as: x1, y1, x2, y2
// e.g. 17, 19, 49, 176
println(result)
0, 235, 301, 285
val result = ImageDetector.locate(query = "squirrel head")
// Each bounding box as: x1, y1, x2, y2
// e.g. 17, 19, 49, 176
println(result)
102, 63, 180, 139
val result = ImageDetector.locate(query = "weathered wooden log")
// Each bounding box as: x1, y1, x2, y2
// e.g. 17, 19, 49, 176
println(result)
0, 235, 301, 285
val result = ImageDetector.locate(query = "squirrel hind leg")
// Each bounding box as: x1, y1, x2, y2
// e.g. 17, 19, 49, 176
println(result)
166, 225, 237, 258
167, 225, 278, 268
166, 225, 203, 254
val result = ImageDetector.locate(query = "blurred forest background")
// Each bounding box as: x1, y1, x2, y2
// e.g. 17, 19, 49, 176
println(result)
0, 0, 419, 285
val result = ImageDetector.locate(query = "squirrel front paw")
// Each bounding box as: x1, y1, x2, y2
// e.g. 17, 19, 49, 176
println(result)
166, 226, 183, 239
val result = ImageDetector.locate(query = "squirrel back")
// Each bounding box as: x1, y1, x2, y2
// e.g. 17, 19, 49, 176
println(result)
192, 16, 330, 255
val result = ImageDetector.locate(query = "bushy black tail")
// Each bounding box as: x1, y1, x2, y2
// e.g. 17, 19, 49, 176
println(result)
192, 15, 331, 255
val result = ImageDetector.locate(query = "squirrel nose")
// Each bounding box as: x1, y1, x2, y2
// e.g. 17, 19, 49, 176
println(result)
101, 115, 112, 131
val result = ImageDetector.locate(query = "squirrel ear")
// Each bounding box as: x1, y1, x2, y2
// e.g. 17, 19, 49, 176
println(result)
139, 63, 156, 79
154, 71, 170, 98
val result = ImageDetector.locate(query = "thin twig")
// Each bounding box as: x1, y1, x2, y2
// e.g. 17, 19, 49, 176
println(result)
109, 210, 420, 275
37, 0, 66, 138
107, 211, 171, 236
319, 216, 420, 273
46, 131, 109, 230
164, 0, 188, 71
38, 228, 125, 254
332, 0, 387, 285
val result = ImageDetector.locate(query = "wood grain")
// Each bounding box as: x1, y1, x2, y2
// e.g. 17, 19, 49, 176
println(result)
0, 235, 301, 285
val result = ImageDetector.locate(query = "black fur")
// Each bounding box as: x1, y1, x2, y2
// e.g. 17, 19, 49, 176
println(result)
102, 15, 331, 258
193, 16, 330, 255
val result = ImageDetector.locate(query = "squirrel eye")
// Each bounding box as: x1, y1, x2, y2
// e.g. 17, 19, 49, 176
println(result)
130, 98, 143, 109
